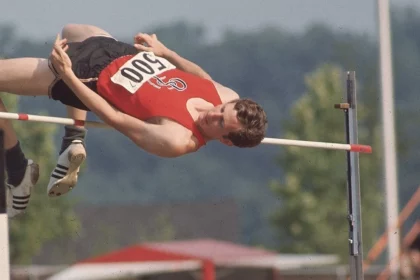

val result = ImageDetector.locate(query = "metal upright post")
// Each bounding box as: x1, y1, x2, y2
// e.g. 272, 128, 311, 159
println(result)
334, 71, 365, 279
345, 71, 364, 280
0, 129, 10, 279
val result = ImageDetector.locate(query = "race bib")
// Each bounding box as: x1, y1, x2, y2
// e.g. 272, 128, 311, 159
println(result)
111, 52, 176, 94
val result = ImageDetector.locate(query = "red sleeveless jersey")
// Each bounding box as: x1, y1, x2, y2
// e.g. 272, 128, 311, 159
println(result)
96, 52, 222, 147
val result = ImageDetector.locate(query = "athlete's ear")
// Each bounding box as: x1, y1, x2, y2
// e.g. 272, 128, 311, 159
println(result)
220, 135, 233, 146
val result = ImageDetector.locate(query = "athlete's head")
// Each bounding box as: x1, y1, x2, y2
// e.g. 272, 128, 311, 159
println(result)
197, 98, 267, 147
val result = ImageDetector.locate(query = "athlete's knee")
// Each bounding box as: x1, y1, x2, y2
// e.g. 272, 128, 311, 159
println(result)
61, 24, 93, 40
61, 23, 112, 42
61, 24, 79, 37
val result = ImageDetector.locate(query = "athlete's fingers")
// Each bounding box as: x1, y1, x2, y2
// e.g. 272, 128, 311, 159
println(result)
50, 50, 58, 64
53, 42, 64, 54
51, 49, 61, 61
54, 33, 68, 48
55, 33, 61, 44
52, 44, 60, 54
136, 33, 154, 45
134, 44, 152, 52
144, 34, 154, 44
134, 32, 147, 41
59, 38, 68, 46
134, 37, 150, 49
53, 43, 68, 61
60, 40, 68, 52
54, 38, 67, 52
134, 35, 146, 43
134, 33, 147, 41
54, 37, 64, 52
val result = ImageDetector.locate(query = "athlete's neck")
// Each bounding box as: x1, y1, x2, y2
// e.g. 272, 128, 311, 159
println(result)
195, 123, 212, 141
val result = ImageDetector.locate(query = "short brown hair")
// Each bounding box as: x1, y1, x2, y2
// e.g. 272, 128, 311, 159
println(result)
226, 98, 268, 148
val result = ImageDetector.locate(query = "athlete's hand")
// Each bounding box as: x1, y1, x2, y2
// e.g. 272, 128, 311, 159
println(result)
50, 34, 72, 77
134, 33, 170, 57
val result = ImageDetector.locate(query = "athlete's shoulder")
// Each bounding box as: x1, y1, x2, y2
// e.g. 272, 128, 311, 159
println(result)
212, 81, 240, 102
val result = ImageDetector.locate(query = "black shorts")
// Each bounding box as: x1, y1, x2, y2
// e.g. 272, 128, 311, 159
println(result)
49, 36, 138, 110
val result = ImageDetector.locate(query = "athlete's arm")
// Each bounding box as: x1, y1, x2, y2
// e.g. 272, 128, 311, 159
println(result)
59, 72, 122, 123
61, 71, 196, 157
134, 33, 212, 80
112, 113, 198, 157
164, 50, 212, 80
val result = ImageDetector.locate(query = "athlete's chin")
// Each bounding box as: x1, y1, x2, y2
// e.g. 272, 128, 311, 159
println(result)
195, 119, 203, 127
196, 116, 207, 127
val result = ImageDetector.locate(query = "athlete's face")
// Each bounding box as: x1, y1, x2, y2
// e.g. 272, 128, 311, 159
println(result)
197, 102, 242, 145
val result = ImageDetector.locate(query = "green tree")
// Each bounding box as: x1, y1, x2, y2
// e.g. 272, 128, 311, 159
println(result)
269, 64, 383, 262
0, 93, 80, 264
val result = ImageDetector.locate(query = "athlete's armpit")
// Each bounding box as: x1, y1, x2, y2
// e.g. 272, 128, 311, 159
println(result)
112, 113, 195, 158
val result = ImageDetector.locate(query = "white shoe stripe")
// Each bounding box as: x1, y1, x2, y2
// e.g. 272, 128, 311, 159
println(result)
13, 201, 29, 205
13, 198, 30, 202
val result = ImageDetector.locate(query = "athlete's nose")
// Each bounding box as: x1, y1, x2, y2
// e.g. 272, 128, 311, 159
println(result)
208, 111, 222, 118
206, 112, 220, 124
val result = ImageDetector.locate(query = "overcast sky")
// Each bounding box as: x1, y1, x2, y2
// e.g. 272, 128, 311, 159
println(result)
1, 0, 419, 41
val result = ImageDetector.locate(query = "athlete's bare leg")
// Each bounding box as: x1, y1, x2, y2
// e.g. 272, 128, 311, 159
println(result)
62, 23, 114, 42
0, 58, 54, 96
48, 24, 115, 197
0, 96, 39, 218
61, 23, 114, 124
0, 58, 49, 217
61, 24, 115, 125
